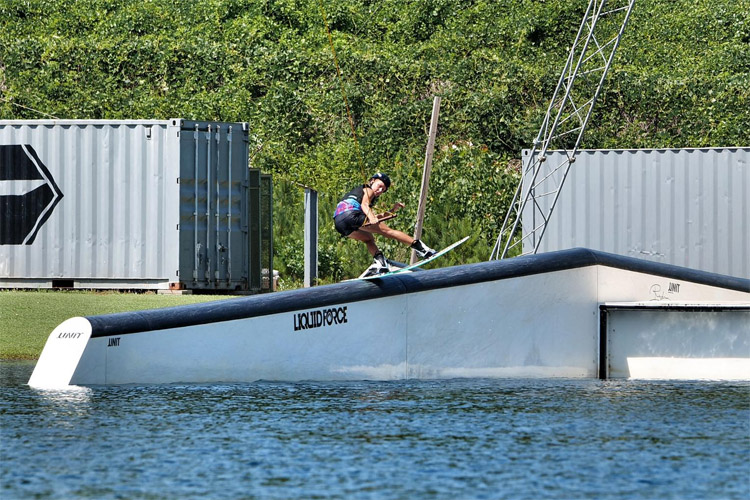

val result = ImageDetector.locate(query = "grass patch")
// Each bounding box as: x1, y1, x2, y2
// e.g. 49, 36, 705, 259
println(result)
0, 290, 237, 360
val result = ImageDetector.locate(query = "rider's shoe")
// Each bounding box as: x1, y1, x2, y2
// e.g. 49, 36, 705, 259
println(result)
363, 252, 389, 277
411, 239, 437, 259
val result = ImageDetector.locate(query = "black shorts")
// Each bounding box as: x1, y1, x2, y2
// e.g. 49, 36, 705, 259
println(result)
334, 211, 366, 237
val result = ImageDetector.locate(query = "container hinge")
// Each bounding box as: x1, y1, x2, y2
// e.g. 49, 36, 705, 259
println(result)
176, 177, 180, 184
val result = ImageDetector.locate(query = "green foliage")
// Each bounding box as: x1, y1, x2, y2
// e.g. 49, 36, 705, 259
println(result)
1, 0, 748, 281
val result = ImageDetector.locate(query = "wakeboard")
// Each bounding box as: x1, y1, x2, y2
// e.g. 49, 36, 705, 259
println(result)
358, 236, 470, 280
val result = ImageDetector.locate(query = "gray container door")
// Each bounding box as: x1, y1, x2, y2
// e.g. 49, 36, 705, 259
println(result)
178, 122, 249, 290
247, 168, 262, 292
260, 174, 274, 292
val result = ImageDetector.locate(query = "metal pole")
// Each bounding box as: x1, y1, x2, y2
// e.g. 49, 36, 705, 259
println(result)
215, 125, 221, 282
205, 125, 212, 282
304, 188, 318, 287
193, 124, 200, 281
411, 95, 441, 264
227, 126, 233, 282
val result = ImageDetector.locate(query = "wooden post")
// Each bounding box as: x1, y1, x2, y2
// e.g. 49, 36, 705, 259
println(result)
411, 96, 441, 264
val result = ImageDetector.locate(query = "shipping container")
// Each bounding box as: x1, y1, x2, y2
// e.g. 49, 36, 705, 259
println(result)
0, 119, 272, 291
523, 147, 749, 279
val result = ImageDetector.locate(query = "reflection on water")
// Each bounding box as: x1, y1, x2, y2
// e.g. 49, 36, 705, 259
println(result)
1, 361, 749, 499
28, 386, 95, 428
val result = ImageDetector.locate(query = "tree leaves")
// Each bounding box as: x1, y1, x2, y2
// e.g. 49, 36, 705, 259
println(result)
2, 0, 747, 281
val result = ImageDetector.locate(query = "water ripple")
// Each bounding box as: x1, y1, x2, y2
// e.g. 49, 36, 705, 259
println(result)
1, 362, 748, 499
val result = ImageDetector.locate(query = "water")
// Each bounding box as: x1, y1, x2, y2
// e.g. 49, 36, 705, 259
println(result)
1, 361, 748, 499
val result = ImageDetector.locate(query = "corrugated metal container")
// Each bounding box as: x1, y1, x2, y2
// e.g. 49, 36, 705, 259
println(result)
0, 119, 271, 291
523, 147, 749, 279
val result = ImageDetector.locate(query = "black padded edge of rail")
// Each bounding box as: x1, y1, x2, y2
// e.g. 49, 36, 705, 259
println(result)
87, 248, 749, 338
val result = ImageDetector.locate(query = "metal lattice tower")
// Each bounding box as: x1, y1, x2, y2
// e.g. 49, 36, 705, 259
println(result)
491, 0, 636, 260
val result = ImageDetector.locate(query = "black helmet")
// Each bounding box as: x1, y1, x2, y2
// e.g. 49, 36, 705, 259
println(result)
370, 172, 391, 190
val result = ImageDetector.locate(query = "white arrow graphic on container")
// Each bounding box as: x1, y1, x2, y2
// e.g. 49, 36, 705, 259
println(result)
0, 179, 46, 196
0, 144, 64, 245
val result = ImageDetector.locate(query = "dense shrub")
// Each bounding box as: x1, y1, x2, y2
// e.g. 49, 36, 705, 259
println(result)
2, 0, 747, 281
